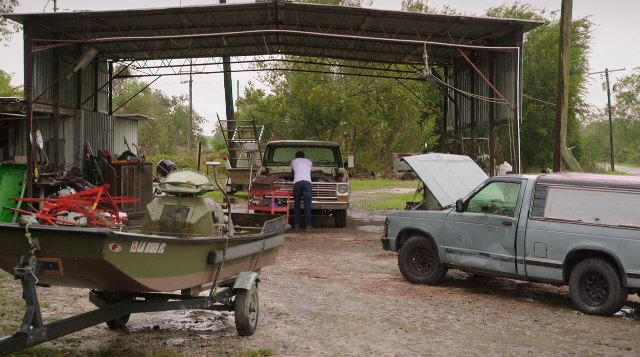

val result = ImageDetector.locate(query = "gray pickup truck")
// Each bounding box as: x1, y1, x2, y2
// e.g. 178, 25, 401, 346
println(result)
382, 154, 640, 316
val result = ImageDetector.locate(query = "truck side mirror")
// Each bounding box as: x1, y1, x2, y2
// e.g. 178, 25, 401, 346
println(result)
455, 199, 464, 212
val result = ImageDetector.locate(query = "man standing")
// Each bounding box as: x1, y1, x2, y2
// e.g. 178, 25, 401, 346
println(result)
291, 151, 313, 231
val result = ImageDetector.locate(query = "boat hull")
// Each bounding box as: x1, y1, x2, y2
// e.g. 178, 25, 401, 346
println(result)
0, 213, 286, 293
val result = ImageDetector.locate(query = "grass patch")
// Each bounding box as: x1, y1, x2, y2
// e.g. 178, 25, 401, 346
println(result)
356, 192, 418, 211
351, 178, 419, 191
12, 346, 195, 357
604, 170, 628, 175
10, 346, 66, 357
205, 190, 248, 204
0, 271, 25, 336
351, 178, 422, 212
233, 349, 274, 357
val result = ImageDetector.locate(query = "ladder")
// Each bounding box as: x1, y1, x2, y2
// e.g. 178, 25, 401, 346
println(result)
217, 116, 264, 169
217, 116, 265, 192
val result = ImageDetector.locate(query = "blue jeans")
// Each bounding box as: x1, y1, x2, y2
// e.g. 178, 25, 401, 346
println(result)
293, 180, 312, 226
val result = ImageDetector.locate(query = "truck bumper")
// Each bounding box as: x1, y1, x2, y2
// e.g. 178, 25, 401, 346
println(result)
309, 201, 350, 211
381, 236, 391, 251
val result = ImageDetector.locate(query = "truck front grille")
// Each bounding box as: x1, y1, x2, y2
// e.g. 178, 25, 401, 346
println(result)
276, 181, 338, 200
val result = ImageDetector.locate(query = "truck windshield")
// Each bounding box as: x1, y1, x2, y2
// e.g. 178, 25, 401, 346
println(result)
266, 147, 340, 167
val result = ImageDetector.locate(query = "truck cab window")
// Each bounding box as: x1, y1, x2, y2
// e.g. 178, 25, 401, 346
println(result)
467, 181, 520, 217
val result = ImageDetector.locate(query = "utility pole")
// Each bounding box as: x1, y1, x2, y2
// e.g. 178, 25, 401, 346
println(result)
589, 67, 625, 171
553, 0, 572, 172
605, 69, 614, 172
53, 0, 58, 12
188, 60, 193, 153
219, 0, 237, 168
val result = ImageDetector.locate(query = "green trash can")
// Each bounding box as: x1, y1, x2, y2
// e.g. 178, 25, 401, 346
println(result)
0, 164, 26, 223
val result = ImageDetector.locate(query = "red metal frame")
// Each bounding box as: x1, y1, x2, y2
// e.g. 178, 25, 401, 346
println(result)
10, 185, 138, 227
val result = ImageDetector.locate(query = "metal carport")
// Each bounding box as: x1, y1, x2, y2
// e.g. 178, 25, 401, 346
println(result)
5, 0, 540, 196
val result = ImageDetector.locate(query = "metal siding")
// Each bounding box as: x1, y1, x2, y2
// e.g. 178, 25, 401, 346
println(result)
32, 26, 54, 104
83, 111, 114, 156
495, 51, 517, 123
97, 61, 110, 114
59, 49, 78, 108
81, 62, 96, 111
113, 118, 140, 156
475, 54, 490, 127
63, 117, 74, 168
445, 51, 518, 132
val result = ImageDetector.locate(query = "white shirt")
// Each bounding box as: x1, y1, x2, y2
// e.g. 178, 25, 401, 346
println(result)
291, 157, 313, 183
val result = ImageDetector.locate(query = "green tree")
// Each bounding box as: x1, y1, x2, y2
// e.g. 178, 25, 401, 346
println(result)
581, 68, 640, 168
487, 4, 593, 172
0, 0, 20, 45
0, 69, 22, 96
236, 58, 441, 174
613, 68, 640, 120
112, 76, 204, 158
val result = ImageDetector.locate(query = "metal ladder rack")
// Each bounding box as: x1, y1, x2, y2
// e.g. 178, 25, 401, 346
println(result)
217, 117, 265, 192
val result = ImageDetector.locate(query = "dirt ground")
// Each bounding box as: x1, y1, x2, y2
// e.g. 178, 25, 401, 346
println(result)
3, 188, 640, 356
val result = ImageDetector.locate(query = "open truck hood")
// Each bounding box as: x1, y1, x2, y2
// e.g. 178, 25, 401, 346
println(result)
403, 153, 488, 208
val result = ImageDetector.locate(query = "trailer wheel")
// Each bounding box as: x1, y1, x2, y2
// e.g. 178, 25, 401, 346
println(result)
334, 209, 347, 228
398, 236, 447, 285
234, 283, 259, 336
106, 314, 130, 330
569, 258, 627, 316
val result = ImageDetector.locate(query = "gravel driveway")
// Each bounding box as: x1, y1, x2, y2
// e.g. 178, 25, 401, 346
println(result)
2, 192, 640, 356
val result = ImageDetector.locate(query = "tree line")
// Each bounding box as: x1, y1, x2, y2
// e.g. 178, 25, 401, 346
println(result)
1, 0, 639, 173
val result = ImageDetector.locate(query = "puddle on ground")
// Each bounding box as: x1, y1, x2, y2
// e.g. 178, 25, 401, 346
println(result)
615, 305, 640, 321
127, 309, 235, 334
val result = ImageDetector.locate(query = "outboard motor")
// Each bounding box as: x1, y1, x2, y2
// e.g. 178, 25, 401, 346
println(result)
143, 170, 229, 237
156, 159, 178, 179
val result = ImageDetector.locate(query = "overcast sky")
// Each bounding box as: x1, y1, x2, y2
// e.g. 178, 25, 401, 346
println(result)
2, 0, 637, 133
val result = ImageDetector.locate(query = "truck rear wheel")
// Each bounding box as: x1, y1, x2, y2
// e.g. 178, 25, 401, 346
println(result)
334, 209, 347, 228
398, 236, 447, 285
569, 258, 627, 316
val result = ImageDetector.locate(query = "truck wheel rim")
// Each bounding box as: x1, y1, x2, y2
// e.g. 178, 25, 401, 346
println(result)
409, 247, 433, 273
580, 271, 608, 306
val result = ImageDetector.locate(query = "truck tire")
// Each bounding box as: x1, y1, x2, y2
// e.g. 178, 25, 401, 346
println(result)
334, 209, 347, 228
569, 258, 627, 316
398, 236, 447, 285
401, 173, 415, 181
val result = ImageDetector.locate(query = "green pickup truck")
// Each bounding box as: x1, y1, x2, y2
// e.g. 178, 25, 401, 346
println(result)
382, 154, 640, 316
253, 140, 351, 228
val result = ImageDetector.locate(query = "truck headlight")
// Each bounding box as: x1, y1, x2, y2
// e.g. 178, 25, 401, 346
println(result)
337, 184, 349, 194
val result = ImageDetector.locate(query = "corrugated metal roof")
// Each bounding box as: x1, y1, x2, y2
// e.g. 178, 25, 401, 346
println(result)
6, 1, 541, 64
403, 153, 488, 208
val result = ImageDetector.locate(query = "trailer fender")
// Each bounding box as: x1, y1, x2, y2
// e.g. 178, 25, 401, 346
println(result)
233, 272, 260, 291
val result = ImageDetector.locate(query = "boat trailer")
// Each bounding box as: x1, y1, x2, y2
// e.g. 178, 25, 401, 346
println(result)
0, 252, 261, 356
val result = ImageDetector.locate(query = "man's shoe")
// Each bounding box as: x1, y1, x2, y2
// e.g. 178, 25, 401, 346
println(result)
305, 226, 313, 232
293, 224, 300, 231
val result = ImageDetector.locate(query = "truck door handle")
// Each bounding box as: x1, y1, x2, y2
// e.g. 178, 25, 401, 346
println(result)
502, 221, 513, 226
